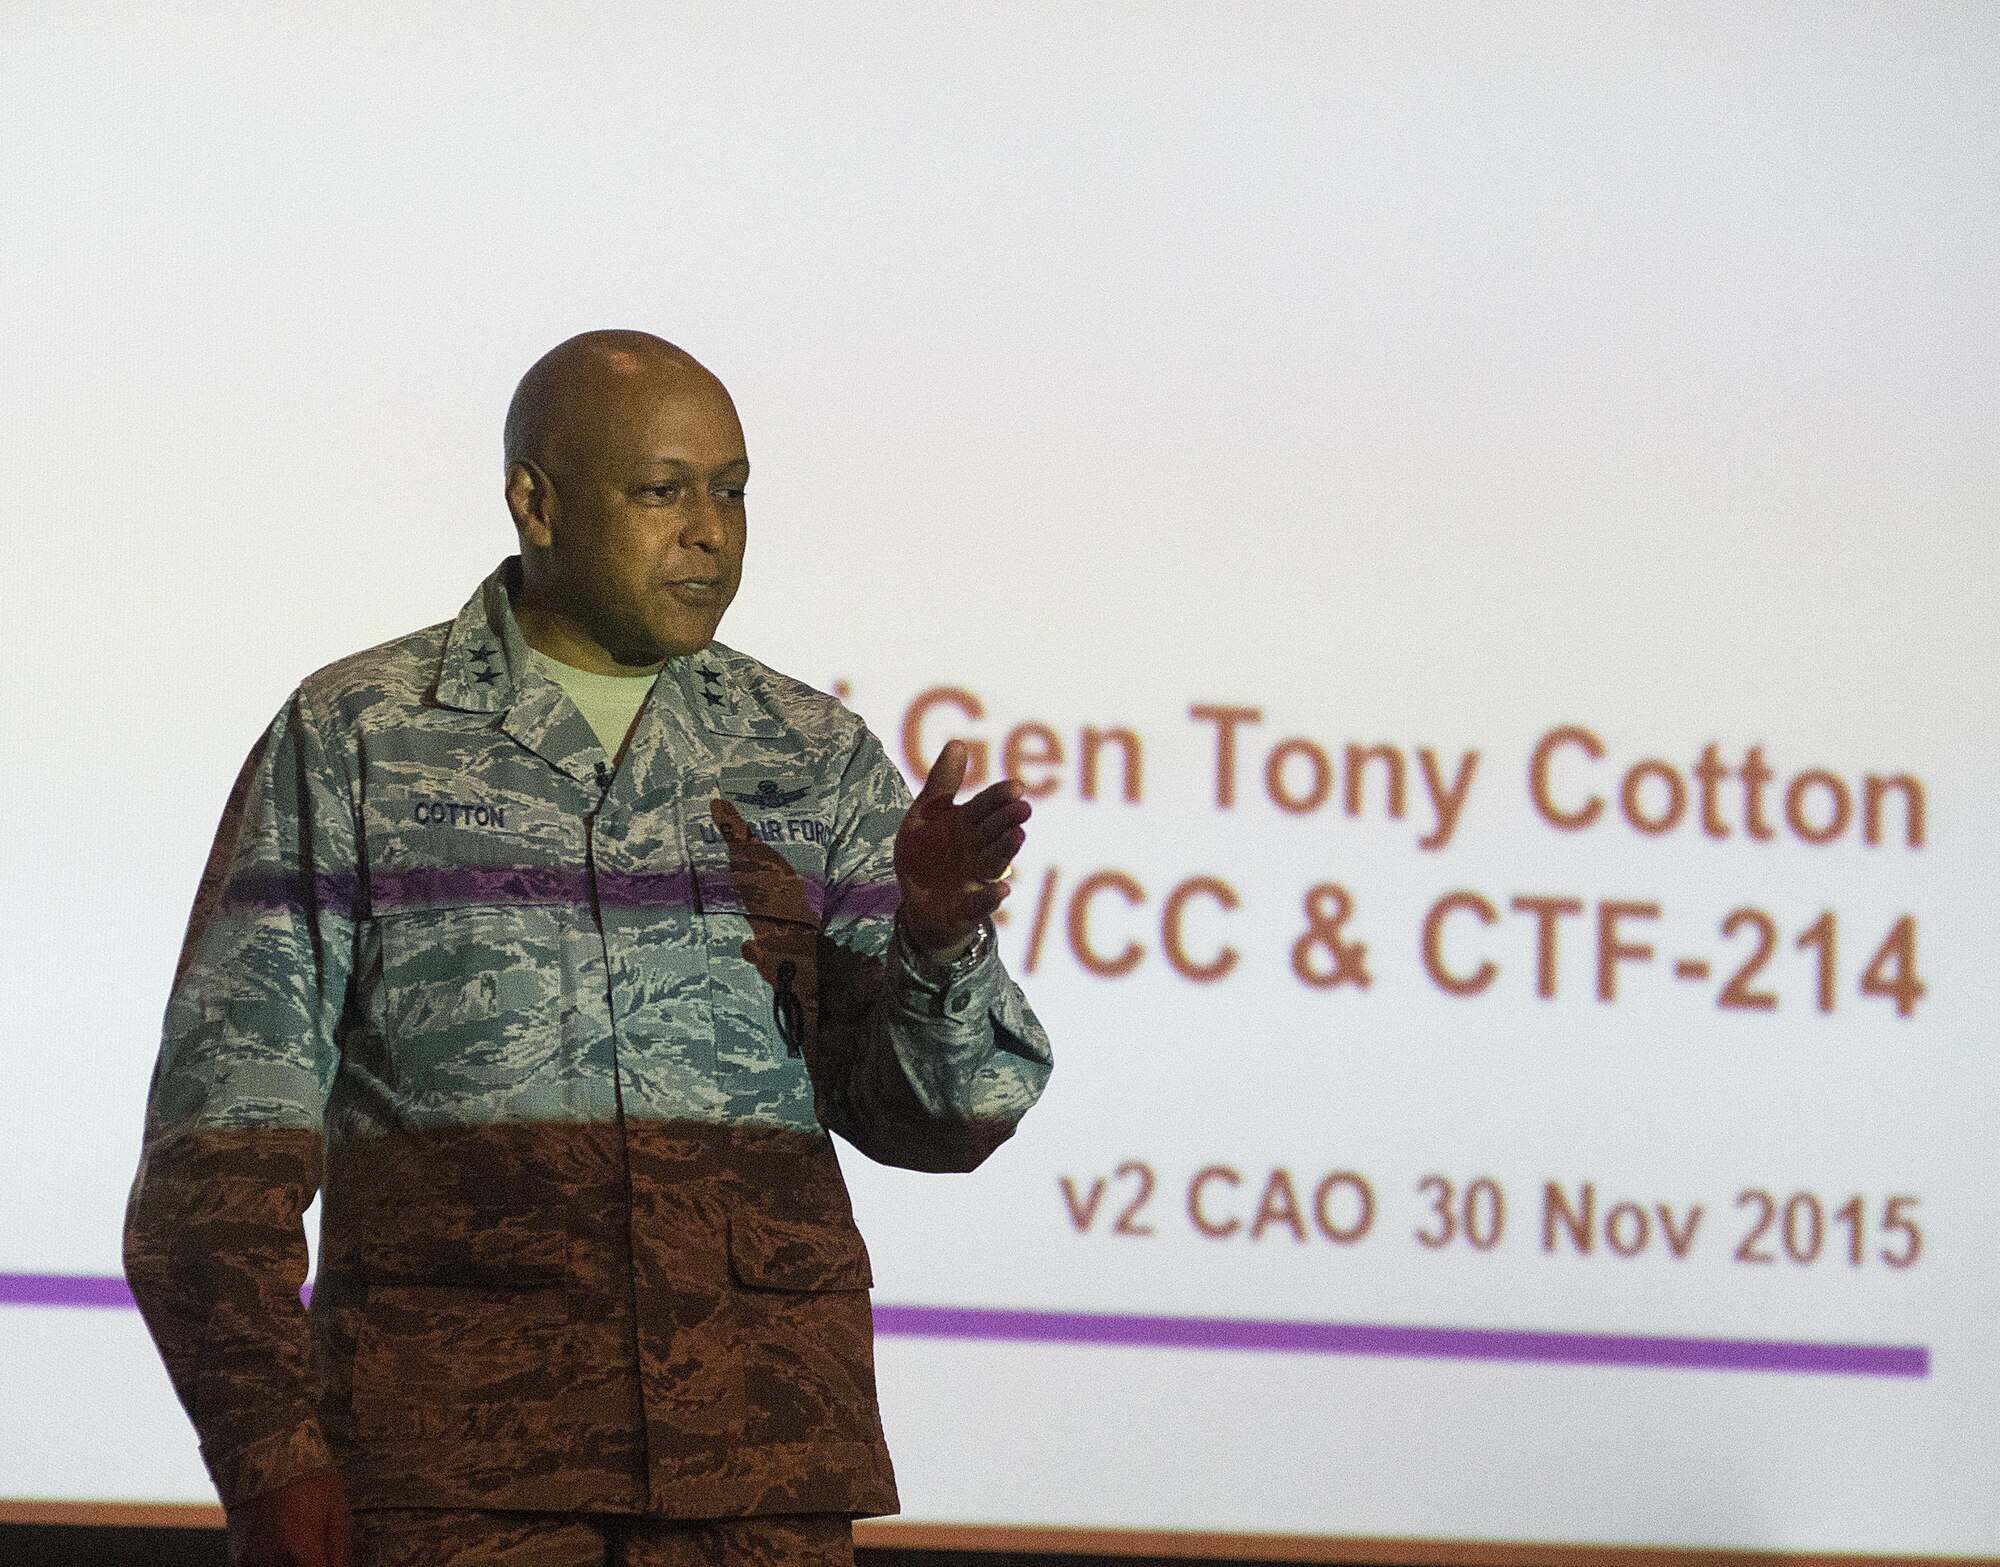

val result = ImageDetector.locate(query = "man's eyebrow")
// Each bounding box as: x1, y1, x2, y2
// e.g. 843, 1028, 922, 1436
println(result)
637, 455, 750, 471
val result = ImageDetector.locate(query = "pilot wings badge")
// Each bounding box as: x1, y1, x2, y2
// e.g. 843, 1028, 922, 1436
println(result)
727, 778, 813, 811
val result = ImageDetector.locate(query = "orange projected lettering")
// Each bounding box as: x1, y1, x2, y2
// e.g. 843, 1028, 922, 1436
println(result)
874, 682, 1935, 1019
1526, 726, 1925, 850
998, 862, 1923, 1018
900, 685, 1145, 803
1054, 1161, 1919, 1273
1190, 703, 1479, 851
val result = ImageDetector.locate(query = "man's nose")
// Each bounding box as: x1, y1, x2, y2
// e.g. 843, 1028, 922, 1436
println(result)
679, 493, 728, 550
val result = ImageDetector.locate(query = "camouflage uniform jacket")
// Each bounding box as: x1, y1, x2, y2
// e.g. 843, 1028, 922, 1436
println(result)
123, 561, 1053, 1518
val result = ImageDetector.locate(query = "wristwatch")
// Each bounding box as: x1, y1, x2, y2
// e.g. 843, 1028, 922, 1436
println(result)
899, 914, 994, 987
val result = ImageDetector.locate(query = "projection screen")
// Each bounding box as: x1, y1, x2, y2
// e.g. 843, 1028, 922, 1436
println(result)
2, 6, 1995, 1562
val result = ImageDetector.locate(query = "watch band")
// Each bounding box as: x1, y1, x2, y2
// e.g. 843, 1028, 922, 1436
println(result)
900, 914, 994, 986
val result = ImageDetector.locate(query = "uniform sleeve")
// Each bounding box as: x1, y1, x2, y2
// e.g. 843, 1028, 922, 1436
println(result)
123, 690, 355, 1508
810, 726, 1052, 1171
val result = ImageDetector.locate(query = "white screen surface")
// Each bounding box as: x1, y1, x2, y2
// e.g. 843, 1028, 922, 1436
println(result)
2, 5, 1996, 1558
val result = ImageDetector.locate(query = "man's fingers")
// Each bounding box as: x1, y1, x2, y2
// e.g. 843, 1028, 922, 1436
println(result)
961, 879, 1011, 921
961, 778, 1030, 820
969, 830, 1026, 881
971, 799, 1032, 846
917, 739, 970, 805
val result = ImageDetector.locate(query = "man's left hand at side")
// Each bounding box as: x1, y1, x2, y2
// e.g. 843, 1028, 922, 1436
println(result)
894, 739, 1032, 960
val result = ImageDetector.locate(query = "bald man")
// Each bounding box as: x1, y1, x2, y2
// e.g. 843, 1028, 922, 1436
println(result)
125, 332, 1053, 1567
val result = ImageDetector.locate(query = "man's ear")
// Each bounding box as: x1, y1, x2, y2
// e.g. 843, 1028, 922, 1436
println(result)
505, 460, 557, 549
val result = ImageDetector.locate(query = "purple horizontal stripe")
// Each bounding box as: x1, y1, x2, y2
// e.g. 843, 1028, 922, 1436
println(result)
220, 871, 363, 915
870, 1304, 1929, 1378
222, 866, 697, 915
373, 866, 725, 915
827, 880, 903, 921
4, 1277, 1923, 1378
370, 866, 599, 910
688, 869, 828, 924
219, 865, 875, 924
2, 1274, 309, 1311
0, 1273, 136, 1309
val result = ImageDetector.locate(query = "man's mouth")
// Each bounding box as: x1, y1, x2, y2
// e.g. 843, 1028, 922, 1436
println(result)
662, 578, 722, 602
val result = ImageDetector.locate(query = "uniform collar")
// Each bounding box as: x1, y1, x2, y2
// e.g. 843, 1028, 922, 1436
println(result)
432, 559, 782, 786
434, 560, 528, 714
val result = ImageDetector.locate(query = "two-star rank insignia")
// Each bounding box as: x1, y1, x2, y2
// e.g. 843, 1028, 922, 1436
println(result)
461, 643, 503, 690
696, 664, 731, 710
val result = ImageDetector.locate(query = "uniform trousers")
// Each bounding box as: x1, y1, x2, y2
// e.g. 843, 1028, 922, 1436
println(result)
349, 1509, 853, 1567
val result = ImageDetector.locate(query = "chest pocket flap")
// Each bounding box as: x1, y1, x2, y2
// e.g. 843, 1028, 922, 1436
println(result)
689, 783, 829, 926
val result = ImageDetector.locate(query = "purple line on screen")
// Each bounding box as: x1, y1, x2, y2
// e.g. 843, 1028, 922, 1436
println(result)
0, 1273, 136, 1309
870, 1304, 1930, 1378
0, 1275, 1927, 1377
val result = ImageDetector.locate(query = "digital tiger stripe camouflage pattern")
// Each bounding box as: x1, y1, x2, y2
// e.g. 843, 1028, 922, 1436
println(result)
124, 561, 1053, 1516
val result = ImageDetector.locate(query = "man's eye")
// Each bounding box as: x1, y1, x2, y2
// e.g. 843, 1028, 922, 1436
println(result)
716, 486, 747, 502
646, 484, 680, 501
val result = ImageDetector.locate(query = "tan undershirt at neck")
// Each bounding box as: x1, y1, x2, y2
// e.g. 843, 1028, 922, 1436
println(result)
528, 650, 659, 760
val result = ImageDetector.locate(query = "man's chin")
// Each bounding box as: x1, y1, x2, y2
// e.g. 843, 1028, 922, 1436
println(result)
630, 615, 723, 663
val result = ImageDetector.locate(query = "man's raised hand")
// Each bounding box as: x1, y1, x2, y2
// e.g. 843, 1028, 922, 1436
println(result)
894, 739, 1032, 960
